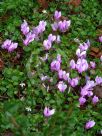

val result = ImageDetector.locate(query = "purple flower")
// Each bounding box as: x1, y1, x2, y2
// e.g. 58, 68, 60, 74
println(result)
58, 70, 69, 81
76, 48, 86, 58
51, 22, 59, 31
92, 95, 99, 104
99, 36, 102, 42
90, 61, 96, 69
79, 97, 86, 105
48, 34, 56, 43
2, 39, 12, 49
85, 120, 95, 129
58, 20, 71, 32
79, 40, 90, 51
2, 39, 18, 52
56, 35, 61, 44
51, 60, 60, 71
81, 80, 95, 96
69, 77, 79, 87
23, 32, 35, 46
57, 81, 67, 92
100, 56, 102, 62
43, 40, 52, 50
57, 54, 62, 63
95, 76, 102, 85
70, 59, 76, 69
76, 58, 89, 73
44, 107, 55, 117
87, 91, 93, 97
21, 20, 29, 35
7, 42, 18, 52
38, 21, 47, 33
54, 11, 61, 20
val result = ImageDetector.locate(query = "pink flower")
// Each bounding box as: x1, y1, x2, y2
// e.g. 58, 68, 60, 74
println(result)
85, 120, 95, 129
48, 34, 56, 43
2, 39, 12, 49
23, 32, 35, 46
69, 77, 79, 87
92, 96, 99, 104
38, 21, 47, 33
99, 36, 102, 42
76, 48, 86, 58
79, 40, 90, 51
56, 35, 61, 44
57, 81, 67, 92
44, 107, 55, 117
87, 91, 93, 97
57, 54, 62, 63
90, 61, 96, 69
76, 58, 89, 73
21, 20, 29, 35
2, 39, 18, 52
95, 76, 102, 85
43, 40, 52, 50
7, 42, 18, 52
51, 60, 60, 71
58, 20, 71, 32
100, 56, 102, 62
58, 70, 69, 81
54, 11, 61, 20
51, 22, 59, 31
79, 97, 86, 105
70, 59, 76, 69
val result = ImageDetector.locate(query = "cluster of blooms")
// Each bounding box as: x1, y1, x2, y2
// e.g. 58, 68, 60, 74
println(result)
50, 54, 79, 92
21, 20, 47, 46
43, 34, 60, 50
1, 39, 18, 52
51, 11, 71, 32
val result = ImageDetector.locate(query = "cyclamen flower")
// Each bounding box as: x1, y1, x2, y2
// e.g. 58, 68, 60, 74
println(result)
44, 107, 55, 117
48, 34, 56, 43
43, 40, 52, 50
79, 40, 90, 51
57, 54, 62, 63
92, 95, 99, 104
90, 61, 96, 69
2, 39, 18, 52
76, 48, 86, 58
58, 20, 71, 32
21, 20, 29, 35
56, 35, 61, 44
95, 76, 102, 85
79, 97, 86, 105
38, 21, 47, 33
85, 120, 95, 129
99, 36, 102, 42
69, 77, 79, 87
76, 58, 89, 73
23, 32, 35, 46
57, 81, 67, 92
70, 59, 76, 69
54, 11, 61, 20
100, 56, 102, 62
87, 91, 93, 97
51, 60, 60, 71
51, 22, 59, 31
58, 70, 69, 81
2, 39, 12, 49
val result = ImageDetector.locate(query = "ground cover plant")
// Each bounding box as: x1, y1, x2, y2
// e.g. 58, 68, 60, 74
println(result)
0, 0, 102, 136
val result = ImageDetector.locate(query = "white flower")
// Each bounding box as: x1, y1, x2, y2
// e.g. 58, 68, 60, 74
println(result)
42, 10, 47, 14
20, 83, 25, 88
26, 107, 31, 112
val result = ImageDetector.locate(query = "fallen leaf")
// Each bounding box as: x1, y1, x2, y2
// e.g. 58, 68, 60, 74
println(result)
37, 0, 48, 9
0, 58, 4, 70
